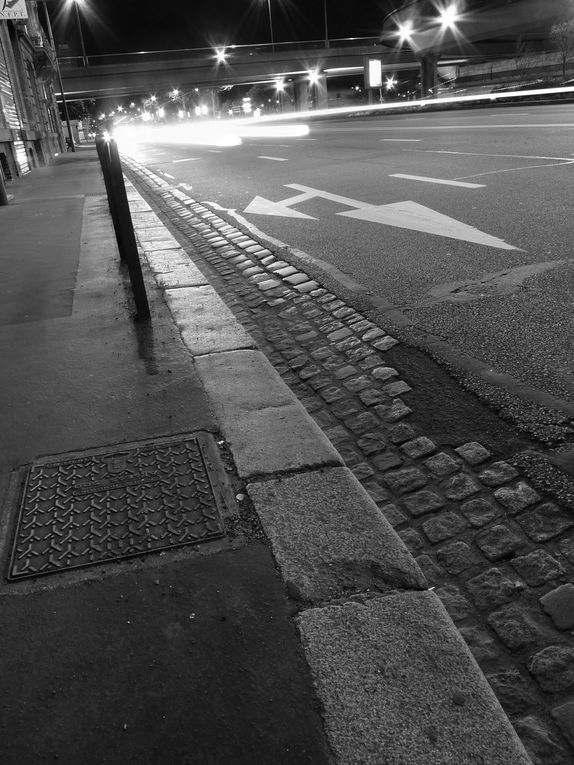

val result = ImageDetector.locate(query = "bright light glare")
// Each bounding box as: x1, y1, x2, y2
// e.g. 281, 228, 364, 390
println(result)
397, 20, 413, 42
275, 79, 285, 92
234, 124, 309, 138
386, 76, 397, 90
215, 48, 227, 64
439, 4, 460, 29
308, 69, 320, 86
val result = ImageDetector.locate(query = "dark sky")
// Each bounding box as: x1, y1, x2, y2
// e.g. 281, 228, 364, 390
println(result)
52, 0, 400, 57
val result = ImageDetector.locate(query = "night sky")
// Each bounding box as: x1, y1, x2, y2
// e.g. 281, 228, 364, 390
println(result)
51, 0, 399, 58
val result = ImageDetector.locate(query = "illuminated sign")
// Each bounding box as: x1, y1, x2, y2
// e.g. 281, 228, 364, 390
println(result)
365, 58, 382, 89
0, 0, 28, 20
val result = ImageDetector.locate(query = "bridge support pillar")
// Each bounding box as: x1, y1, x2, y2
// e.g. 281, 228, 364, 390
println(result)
294, 73, 328, 112
419, 53, 439, 98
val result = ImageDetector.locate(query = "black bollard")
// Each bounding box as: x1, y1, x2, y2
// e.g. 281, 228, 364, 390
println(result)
96, 135, 150, 320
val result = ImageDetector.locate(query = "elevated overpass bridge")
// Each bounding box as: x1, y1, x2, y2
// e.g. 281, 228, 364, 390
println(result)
59, 39, 422, 102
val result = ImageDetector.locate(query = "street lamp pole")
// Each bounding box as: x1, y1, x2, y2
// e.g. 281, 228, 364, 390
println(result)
265, 0, 275, 52
40, 0, 75, 151
323, 0, 329, 48
73, 0, 88, 66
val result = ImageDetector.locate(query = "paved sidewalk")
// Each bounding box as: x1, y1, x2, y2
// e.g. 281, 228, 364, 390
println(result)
0, 146, 536, 764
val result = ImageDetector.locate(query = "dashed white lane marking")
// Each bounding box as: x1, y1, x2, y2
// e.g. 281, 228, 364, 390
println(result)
418, 149, 574, 161
390, 173, 485, 188
208, 150, 222, 153
173, 157, 199, 163
380, 139, 421, 142
160, 171, 175, 179
258, 156, 289, 162
378, 123, 574, 130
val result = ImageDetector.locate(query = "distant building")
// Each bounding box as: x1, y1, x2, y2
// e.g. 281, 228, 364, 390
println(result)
0, 0, 64, 179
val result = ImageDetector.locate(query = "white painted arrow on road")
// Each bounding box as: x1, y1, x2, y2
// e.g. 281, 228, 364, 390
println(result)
243, 183, 519, 250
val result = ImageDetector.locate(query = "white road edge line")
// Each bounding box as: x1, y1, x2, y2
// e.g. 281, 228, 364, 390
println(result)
257, 156, 289, 162
380, 139, 421, 142
173, 158, 199, 163
390, 173, 485, 189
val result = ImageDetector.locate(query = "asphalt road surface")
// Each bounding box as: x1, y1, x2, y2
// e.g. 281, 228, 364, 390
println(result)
122, 102, 574, 434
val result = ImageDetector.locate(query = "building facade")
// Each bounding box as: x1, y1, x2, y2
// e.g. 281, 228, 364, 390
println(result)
0, 0, 63, 180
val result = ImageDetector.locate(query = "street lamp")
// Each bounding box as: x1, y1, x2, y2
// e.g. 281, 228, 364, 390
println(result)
68, 0, 88, 66
38, 0, 75, 150
438, 3, 461, 30
262, 0, 275, 52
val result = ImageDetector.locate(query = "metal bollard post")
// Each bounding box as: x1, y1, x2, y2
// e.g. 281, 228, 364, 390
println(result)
0, 165, 9, 206
96, 136, 125, 261
96, 136, 150, 320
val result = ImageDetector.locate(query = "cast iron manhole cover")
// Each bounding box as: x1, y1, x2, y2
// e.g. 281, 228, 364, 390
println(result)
8, 433, 229, 580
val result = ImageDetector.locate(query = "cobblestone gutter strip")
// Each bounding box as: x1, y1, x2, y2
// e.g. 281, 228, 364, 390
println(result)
119, 157, 574, 763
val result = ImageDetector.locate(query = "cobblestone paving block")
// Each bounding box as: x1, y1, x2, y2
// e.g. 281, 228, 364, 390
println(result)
479, 461, 520, 487
514, 716, 567, 765
458, 625, 501, 664
443, 467, 485, 498
356, 432, 387, 455
415, 554, 444, 586
401, 436, 437, 459
455, 442, 492, 465
517, 503, 574, 542
529, 646, 574, 692
494, 482, 542, 514
436, 541, 477, 575
422, 511, 468, 543
403, 490, 446, 518
380, 503, 407, 528
488, 604, 556, 651
476, 524, 529, 561
383, 466, 429, 495
371, 366, 399, 382
460, 497, 501, 527
398, 528, 425, 553
435, 585, 474, 621
511, 550, 566, 587
424, 452, 460, 477
540, 584, 574, 630
486, 670, 538, 716
552, 701, 574, 749
371, 450, 404, 472
466, 567, 523, 610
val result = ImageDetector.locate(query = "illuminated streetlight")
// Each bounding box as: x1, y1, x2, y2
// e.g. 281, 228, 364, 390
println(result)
438, 3, 460, 30
308, 69, 320, 86
215, 48, 227, 64
397, 20, 414, 43
385, 76, 397, 91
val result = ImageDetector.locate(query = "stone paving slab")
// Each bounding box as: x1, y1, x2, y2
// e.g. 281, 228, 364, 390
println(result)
298, 592, 531, 765
248, 466, 426, 603
122, 159, 574, 765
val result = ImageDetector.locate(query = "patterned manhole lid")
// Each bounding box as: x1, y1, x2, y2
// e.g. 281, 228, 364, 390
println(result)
8, 433, 229, 580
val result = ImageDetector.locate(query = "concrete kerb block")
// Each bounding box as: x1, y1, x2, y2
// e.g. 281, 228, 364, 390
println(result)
297, 591, 532, 765
195, 350, 342, 479
165, 286, 255, 356
247, 466, 427, 603
144, 249, 209, 289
